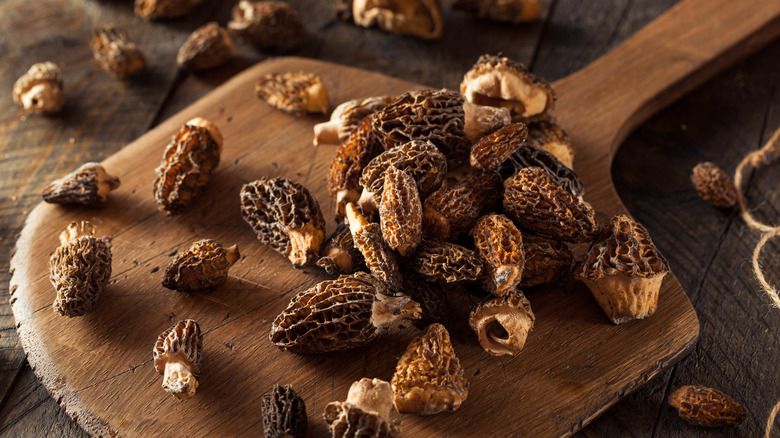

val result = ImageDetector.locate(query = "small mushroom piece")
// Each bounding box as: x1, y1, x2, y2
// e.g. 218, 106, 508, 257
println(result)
470, 122, 528, 171
228, 1, 308, 54
135, 0, 202, 19
316, 222, 364, 275
261, 384, 308, 438
453, 0, 541, 24
91, 25, 145, 79
503, 167, 597, 243
469, 290, 534, 356
391, 323, 468, 414
177, 22, 235, 72
240, 176, 326, 267
162, 240, 240, 291
461, 54, 554, 122
256, 71, 329, 116
668, 385, 747, 427
270, 272, 420, 354
314, 95, 396, 146
153, 117, 222, 215
379, 166, 422, 257
575, 214, 670, 324
520, 233, 572, 287
526, 120, 575, 170
463, 101, 511, 142
345, 203, 403, 291
153, 319, 203, 399
42, 162, 120, 206
422, 171, 502, 240
509, 144, 584, 198
413, 240, 483, 283
13, 62, 65, 114
472, 214, 525, 296
324, 378, 401, 438
50, 221, 112, 317
690, 161, 737, 208
352, 0, 444, 40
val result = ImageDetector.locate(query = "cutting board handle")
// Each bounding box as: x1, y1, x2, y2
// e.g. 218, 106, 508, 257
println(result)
554, 0, 780, 157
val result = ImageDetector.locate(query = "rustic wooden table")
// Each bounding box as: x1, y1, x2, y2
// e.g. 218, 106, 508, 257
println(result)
0, 0, 778, 437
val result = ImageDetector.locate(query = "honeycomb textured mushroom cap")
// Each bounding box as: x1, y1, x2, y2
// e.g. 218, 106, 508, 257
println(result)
469, 290, 534, 356
177, 22, 235, 72
49, 221, 112, 317
690, 161, 737, 208
153, 319, 202, 399
453, 0, 541, 24
668, 385, 747, 427
135, 0, 202, 20
526, 120, 575, 170
324, 378, 401, 438
256, 71, 329, 116
228, 1, 308, 54
261, 384, 308, 438
509, 144, 584, 198
162, 240, 240, 291
352, 0, 444, 40
422, 171, 502, 240
240, 176, 325, 267
503, 167, 597, 243
13, 62, 65, 114
413, 240, 483, 283
402, 272, 451, 330
378, 166, 423, 257
520, 233, 572, 287
41, 162, 120, 206
470, 122, 528, 171
460, 54, 554, 121
91, 25, 145, 79
346, 203, 403, 291
472, 213, 525, 296
314, 95, 395, 145
575, 214, 670, 324
392, 323, 469, 414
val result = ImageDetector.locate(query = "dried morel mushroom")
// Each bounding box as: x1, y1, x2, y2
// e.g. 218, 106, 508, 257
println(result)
324, 378, 401, 438
345, 203, 403, 291
503, 167, 597, 243
461, 54, 554, 121
91, 25, 145, 79
50, 221, 111, 317
256, 71, 329, 116
42, 162, 120, 206
261, 384, 308, 438
352, 0, 444, 40
509, 144, 584, 198
413, 240, 483, 283
358, 140, 447, 212
153, 319, 203, 399
372, 89, 470, 164
469, 290, 534, 356
470, 122, 528, 171
135, 0, 201, 19
392, 323, 468, 414
162, 240, 240, 291
526, 120, 575, 170
240, 176, 326, 267
520, 233, 572, 287
403, 273, 451, 330
379, 166, 422, 257
314, 95, 395, 146
228, 1, 307, 54
316, 222, 364, 275
690, 161, 737, 208
328, 116, 384, 217
153, 117, 222, 215
575, 214, 670, 324
13, 62, 64, 114
177, 22, 235, 72
668, 385, 747, 427
463, 101, 511, 142
473, 214, 525, 296
270, 272, 420, 354
453, 0, 541, 24
422, 171, 502, 240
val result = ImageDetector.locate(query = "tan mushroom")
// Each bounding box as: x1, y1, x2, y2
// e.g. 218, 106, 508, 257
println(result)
324, 378, 401, 438
469, 290, 535, 356
256, 71, 329, 116
13, 62, 64, 114
153, 319, 203, 399
314, 95, 396, 146
42, 162, 120, 206
352, 0, 444, 40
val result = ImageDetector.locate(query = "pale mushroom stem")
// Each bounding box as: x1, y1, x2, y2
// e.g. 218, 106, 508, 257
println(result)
346, 378, 394, 420
356, 189, 379, 215
225, 244, 241, 266
372, 294, 421, 328
162, 360, 199, 400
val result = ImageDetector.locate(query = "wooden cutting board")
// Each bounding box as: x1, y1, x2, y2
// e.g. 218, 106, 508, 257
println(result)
9, 0, 780, 436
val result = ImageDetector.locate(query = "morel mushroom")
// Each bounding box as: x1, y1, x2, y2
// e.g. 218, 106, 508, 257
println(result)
240, 176, 326, 267
153, 319, 202, 399
453, 0, 541, 24
422, 171, 502, 239
575, 214, 670, 324
469, 290, 534, 356
463, 101, 511, 142
261, 384, 308, 438
472, 214, 525, 296
526, 120, 575, 170
177, 22, 235, 71
50, 221, 111, 317
345, 203, 403, 291
314, 95, 395, 146
135, 0, 201, 20
668, 385, 747, 427
392, 323, 468, 414
403, 272, 451, 330
690, 161, 737, 208
461, 54, 554, 122
413, 240, 483, 283
41, 162, 120, 206
13, 62, 64, 114
162, 240, 240, 291
316, 222, 364, 275
256, 71, 329, 116
470, 122, 528, 171
509, 144, 584, 199
520, 233, 572, 287
153, 117, 222, 215
503, 167, 597, 243
352, 0, 444, 40
91, 25, 145, 79
379, 166, 422, 257
324, 378, 401, 438
270, 272, 420, 354
228, 1, 308, 54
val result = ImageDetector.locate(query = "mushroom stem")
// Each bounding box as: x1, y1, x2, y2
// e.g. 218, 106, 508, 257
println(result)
357, 188, 379, 215
371, 294, 421, 328
225, 244, 241, 266
162, 360, 199, 399
304, 81, 329, 114
346, 378, 394, 420
287, 223, 324, 267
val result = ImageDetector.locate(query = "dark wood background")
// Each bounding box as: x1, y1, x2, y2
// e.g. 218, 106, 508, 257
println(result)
0, 0, 777, 437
